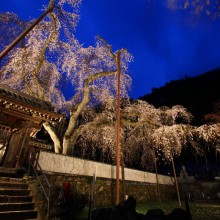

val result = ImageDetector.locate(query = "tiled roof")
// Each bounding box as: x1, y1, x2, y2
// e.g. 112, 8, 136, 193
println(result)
0, 84, 54, 112
0, 84, 62, 122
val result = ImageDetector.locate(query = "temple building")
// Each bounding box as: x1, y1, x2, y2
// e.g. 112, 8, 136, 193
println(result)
0, 84, 63, 168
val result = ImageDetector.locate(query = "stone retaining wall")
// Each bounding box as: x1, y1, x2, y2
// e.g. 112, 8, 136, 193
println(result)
179, 180, 220, 200
38, 151, 173, 185
44, 173, 176, 207
37, 151, 176, 207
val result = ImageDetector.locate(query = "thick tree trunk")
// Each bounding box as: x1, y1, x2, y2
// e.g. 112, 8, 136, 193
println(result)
43, 122, 61, 153
62, 136, 72, 155
62, 128, 80, 155
63, 81, 90, 155
62, 70, 117, 155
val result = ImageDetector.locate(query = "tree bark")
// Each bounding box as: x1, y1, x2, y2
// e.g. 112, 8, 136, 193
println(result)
63, 136, 72, 155
43, 122, 61, 153
63, 82, 90, 155
63, 70, 118, 155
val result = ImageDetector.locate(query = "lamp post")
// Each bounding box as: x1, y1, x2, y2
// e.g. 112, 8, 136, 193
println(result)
116, 51, 121, 205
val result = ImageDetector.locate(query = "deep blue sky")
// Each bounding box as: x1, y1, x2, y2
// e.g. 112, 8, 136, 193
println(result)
1, 0, 220, 98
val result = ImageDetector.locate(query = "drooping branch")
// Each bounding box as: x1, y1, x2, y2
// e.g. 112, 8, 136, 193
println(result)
43, 121, 61, 153
32, 11, 58, 99
97, 35, 115, 59
0, 6, 54, 61
97, 35, 127, 60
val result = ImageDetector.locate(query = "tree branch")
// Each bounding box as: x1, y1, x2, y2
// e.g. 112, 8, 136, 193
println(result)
97, 35, 127, 60
43, 121, 61, 153
87, 70, 118, 83
33, 9, 58, 99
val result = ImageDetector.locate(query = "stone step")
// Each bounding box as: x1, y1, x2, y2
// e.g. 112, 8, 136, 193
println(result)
0, 189, 30, 196
0, 171, 38, 219
0, 181, 28, 189
0, 202, 35, 212
0, 167, 25, 178
0, 195, 33, 203
0, 177, 25, 183
0, 209, 38, 220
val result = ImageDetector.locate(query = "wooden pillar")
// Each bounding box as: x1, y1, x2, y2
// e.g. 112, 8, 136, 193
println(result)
16, 121, 32, 168
116, 51, 121, 205
3, 120, 32, 168
3, 130, 22, 167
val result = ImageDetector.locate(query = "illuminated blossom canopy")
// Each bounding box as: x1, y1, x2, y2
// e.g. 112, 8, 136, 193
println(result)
1, 0, 220, 163
0, 0, 132, 155
77, 99, 204, 168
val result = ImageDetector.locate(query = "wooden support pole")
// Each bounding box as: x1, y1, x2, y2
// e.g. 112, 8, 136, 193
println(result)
0, 6, 54, 61
171, 157, 181, 207
116, 51, 121, 205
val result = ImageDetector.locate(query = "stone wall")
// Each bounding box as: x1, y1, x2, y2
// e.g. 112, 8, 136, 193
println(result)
37, 151, 176, 207
38, 151, 173, 185
44, 173, 176, 208
179, 180, 220, 200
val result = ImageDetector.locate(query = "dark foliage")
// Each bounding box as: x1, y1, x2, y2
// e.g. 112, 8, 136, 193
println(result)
140, 69, 220, 125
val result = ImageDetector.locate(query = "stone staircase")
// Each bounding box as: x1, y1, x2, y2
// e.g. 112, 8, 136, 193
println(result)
0, 172, 38, 220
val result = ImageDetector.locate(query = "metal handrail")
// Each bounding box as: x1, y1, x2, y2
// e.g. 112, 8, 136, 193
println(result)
28, 151, 51, 218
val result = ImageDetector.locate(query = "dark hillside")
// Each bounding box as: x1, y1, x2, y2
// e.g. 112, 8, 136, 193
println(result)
140, 69, 220, 125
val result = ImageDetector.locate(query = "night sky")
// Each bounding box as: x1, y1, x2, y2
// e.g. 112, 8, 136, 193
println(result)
1, 0, 220, 98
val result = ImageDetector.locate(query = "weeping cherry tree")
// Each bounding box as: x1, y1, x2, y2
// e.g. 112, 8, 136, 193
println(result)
0, 0, 132, 155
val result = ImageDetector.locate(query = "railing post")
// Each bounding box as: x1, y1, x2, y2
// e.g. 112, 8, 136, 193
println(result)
47, 187, 50, 218
28, 151, 32, 175
28, 150, 51, 218
34, 151, 40, 170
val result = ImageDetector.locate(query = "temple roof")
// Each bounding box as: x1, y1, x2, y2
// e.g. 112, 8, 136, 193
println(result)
0, 84, 55, 112
0, 84, 62, 124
